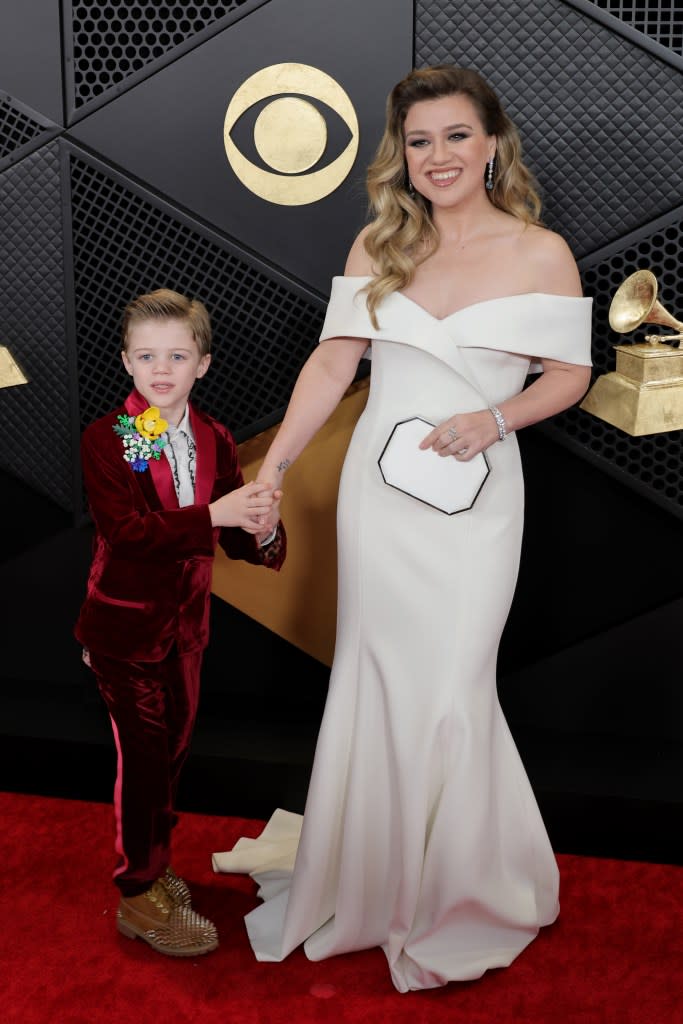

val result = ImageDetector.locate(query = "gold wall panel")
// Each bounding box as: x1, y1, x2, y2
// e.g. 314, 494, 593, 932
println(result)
212, 378, 369, 666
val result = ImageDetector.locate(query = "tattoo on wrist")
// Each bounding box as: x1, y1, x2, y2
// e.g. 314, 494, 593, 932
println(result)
276, 458, 291, 472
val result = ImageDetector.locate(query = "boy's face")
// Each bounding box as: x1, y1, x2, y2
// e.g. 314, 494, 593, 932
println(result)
122, 318, 210, 426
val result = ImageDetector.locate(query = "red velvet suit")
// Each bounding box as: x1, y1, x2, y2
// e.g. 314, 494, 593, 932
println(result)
75, 388, 286, 896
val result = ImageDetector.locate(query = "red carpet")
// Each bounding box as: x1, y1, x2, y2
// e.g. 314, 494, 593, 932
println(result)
1, 790, 681, 1023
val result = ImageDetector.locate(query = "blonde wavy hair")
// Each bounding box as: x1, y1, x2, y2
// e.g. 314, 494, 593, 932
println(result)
362, 65, 543, 328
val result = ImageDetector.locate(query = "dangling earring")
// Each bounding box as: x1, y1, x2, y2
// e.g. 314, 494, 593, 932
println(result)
407, 178, 416, 198
485, 156, 495, 191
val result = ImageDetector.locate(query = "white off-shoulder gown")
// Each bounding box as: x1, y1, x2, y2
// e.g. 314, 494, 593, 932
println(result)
213, 279, 593, 992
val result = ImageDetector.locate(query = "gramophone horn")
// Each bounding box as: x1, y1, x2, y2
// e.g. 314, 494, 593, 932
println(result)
581, 268, 683, 434
609, 269, 683, 335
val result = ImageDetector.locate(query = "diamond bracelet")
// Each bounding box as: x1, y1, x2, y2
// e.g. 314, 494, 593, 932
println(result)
489, 405, 507, 442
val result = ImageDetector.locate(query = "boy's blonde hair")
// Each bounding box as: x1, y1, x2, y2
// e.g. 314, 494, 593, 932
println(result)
121, 288, 212, 357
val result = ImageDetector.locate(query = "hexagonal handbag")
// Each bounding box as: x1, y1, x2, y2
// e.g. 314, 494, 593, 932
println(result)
378, 416, 490, 515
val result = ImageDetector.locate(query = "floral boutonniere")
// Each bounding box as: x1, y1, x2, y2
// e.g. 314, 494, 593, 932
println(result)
113, 406, 169, 472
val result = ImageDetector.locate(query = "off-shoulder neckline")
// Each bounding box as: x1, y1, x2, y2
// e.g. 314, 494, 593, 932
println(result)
333, 276, 589, 323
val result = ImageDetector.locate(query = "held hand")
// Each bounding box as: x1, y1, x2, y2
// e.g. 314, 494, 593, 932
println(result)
419, 410, 500, 462
254, 486, 283, 540
253, 459, 286, 536
209, 480, 278, 532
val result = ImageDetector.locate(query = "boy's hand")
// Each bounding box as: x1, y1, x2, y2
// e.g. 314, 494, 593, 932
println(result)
255, 487, 283, 543
209, 481, 277, 532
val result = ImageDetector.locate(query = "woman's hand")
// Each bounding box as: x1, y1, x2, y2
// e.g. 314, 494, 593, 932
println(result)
419, 410, 499, 462
209, 480, 279, 532
254, 486, 284, 542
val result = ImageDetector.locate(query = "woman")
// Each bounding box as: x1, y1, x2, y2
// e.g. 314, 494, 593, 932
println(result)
213, 64, 592, 992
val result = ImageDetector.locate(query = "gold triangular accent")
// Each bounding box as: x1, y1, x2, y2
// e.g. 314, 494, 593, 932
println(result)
0, 346, 29, 388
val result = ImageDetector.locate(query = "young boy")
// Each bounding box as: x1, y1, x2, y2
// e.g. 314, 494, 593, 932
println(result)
75, 288, 286, 957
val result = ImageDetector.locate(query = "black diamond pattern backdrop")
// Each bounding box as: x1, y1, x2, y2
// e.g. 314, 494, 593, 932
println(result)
0, 142, 73, 508
0, 0, 682, 519
415, 0, 683, 258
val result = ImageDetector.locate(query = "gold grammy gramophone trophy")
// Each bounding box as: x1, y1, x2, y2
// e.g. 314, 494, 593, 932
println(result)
580, 269, 683, 435
0, 346, 28, 388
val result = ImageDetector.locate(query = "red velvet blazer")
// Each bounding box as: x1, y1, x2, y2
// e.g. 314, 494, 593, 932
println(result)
74, 388, 286, 662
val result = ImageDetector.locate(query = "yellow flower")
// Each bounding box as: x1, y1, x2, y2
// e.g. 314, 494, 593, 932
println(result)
135, 406, 168, 441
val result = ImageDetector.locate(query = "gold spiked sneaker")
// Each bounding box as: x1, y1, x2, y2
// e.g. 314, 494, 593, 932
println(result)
116, 879, 218, 956
159, 866, 192, 907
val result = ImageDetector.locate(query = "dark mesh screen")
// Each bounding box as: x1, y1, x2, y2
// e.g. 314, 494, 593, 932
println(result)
69, 0, 258, 108
0, 95, 54, 168
70, 153, 326, 442
590, 0, 683, 55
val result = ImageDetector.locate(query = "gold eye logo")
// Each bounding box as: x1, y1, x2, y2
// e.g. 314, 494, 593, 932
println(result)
224, 63, 359, 206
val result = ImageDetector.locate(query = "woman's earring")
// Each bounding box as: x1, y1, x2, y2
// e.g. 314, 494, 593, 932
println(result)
485, 157, 495, 191
408, 178, 416, 198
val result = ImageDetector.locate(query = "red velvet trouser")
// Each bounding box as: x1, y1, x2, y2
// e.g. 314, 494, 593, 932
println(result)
89, 648, 203, 898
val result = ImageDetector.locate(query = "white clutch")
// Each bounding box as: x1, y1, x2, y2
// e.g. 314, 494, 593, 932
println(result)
378, 416, 490, 515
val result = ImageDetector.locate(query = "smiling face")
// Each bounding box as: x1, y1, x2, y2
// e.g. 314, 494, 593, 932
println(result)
403, 93, 496, 210
121, 317, 210, 426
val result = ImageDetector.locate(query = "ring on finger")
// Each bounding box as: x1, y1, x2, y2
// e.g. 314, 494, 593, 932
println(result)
447, 426, 458, 441
457, 447, 469, 455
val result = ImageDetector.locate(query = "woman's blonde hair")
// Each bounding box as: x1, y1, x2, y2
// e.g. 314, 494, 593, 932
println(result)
121, 288, 212, 357
362, 65, 543, 328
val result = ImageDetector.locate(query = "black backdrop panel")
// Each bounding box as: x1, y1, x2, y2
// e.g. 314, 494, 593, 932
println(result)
68, 0, 413, 293
580, 0, 683, 58
0, 0, 682, 523
416, 0, 683, 519
64, 0, 270, 120
0, 0, 64, 124
0, 0, 681, 815
0, 93, 60, 172
67, 145, 328, 462
0, 142, 73, 509
416, 0, 683, 259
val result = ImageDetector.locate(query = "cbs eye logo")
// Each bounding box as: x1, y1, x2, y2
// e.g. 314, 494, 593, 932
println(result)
223, 63, 359, 206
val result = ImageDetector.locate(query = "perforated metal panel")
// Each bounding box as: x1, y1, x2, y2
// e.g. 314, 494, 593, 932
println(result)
66, 0, 265, 113
0, 96, 44, 159
590, 0, 683, 55
70, 150, 326, 444
0, 94, 58, 171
